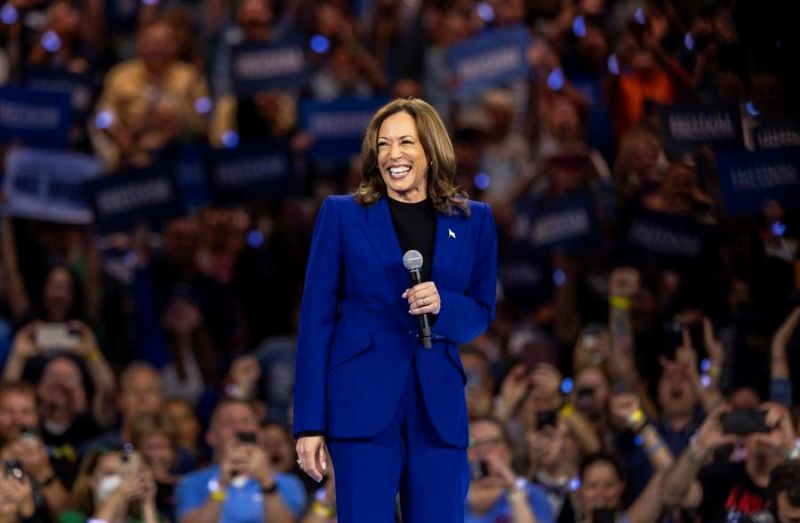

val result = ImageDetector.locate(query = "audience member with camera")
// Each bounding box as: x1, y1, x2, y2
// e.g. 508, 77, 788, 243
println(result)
58, 445, 160, 523
466, 416, 553, 523
176, 398, 304, 523
662, 402, 797, 523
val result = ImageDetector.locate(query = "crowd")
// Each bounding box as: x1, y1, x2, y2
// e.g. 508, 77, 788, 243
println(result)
0, 0, 799, 522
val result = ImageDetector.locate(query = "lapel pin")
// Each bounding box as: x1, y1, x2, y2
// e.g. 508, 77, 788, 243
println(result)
448, 228, 456, 239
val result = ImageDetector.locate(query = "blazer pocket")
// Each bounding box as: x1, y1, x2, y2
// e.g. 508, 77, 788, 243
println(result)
328, 328, 373, 370
445, 344, 467, 385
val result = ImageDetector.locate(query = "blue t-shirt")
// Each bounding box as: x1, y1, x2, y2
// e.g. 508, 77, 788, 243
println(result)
465, 483, 554, 523
176, 464, 306, 523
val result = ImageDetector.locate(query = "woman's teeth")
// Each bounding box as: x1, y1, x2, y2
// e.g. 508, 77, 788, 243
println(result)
389, 166, 410, 178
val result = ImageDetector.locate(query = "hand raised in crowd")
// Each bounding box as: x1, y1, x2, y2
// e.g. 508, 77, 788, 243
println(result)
690, 404, 739, 460
609, 392, 645, 431
495, 364, 530, 421
2, 433, 56, 486
0, 474, 35, 521
66, 320, 100, 359
608, 267, 640, 298
9, 322, 38, 359
772, 307, 800, 354
530, 364, 563, 411
702, 317, 725, 365
227, 355, 262, 400
759, 402, 796, 454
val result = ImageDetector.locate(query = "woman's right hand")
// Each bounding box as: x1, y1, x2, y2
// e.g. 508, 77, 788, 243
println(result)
295, 436, 329, 483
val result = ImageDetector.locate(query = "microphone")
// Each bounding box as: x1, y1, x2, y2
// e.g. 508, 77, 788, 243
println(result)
402, 250, 433, 349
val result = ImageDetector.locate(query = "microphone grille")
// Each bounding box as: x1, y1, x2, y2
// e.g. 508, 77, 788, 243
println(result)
402, 250, 424, 271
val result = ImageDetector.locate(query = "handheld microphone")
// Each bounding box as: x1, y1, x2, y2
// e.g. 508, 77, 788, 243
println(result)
402, 250, 433, 349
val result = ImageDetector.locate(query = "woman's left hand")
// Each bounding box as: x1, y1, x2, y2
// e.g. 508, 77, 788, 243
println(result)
403, 282, 441, 315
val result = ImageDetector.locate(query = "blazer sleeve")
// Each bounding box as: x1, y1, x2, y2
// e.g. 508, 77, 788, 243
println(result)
293, 197, 342, 436
431, 203, 497, 344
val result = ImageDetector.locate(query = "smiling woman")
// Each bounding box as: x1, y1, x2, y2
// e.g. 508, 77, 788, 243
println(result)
293, 97, 498, 522
353, 97, 470, 216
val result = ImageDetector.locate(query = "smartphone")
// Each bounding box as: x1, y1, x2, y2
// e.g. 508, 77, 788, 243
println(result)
4, 460, 24, 481
661, 321, 682, 360
35, 323, 80, 351
236, 431, 257, 444
468, 460, 489, 481
721, 410, 771, 435
120, 443, 141, 476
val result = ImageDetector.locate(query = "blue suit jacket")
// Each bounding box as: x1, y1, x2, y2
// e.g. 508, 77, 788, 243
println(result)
293, 195, 497, 447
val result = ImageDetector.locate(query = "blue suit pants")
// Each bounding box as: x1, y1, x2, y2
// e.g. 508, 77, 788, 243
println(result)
327, 360, 469, 522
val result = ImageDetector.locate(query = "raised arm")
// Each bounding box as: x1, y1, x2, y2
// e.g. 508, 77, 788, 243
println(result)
0, 217, 31, 320
770, 307, 799, 406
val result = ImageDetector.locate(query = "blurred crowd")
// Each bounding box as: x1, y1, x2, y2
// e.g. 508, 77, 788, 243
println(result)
1, 0, 800, 522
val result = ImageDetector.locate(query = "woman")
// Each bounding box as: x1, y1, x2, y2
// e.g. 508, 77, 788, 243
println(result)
293, 97, 498, 522
58, 447, 160, 523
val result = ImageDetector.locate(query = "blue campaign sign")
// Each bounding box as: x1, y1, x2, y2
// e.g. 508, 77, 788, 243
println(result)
0, 86, 71, 148
83, 164, 185, 234
231, 41, 308, 96
516, 192, 599, 252
174, 145, 211, 211
208, 141, 295, 204
658, 104, 743, 155
753, 120, 800, 150
24, 68, 95, 118
446, 25, 532, 99
625, 209, 715, 267
3, 148, 101, 224
716, 147, 800, 214
301, 97, 387, 162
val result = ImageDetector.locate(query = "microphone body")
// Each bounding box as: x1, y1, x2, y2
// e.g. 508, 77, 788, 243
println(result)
409, 267, 433, 349
403, 250, 433, 349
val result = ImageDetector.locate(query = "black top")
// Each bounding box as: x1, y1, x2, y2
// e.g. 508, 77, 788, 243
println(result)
698, 459, 770, 523
387, 196, 437, 283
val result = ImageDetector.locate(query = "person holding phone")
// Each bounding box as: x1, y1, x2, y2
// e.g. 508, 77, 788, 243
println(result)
575, 452, 665, 523
661, 402, 797, 523
175, 398, 305, 523
57, 446, 159, 523
466, 417, 553, 523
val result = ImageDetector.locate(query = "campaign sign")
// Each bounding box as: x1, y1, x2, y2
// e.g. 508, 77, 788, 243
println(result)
498, 241, 553, 310
0, 86, 71, 148
231, 41, 308, 96
516, 192, 598, 252
24, 68, 95, 118
174, 145, 211, 211
625, 210, 714, 267
83, 165, 185, 234
447, 25, 532, 99
753, 121, 800, 150
208, 141, 294, 204
3, 148, 101, 224
300, 97, 387, 162
658, 104, 742, 155
715, 147, 800, 214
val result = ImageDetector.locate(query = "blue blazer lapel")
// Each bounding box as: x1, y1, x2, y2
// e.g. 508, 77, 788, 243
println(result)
432, 211, 468, 287
360, 196, 408, 295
